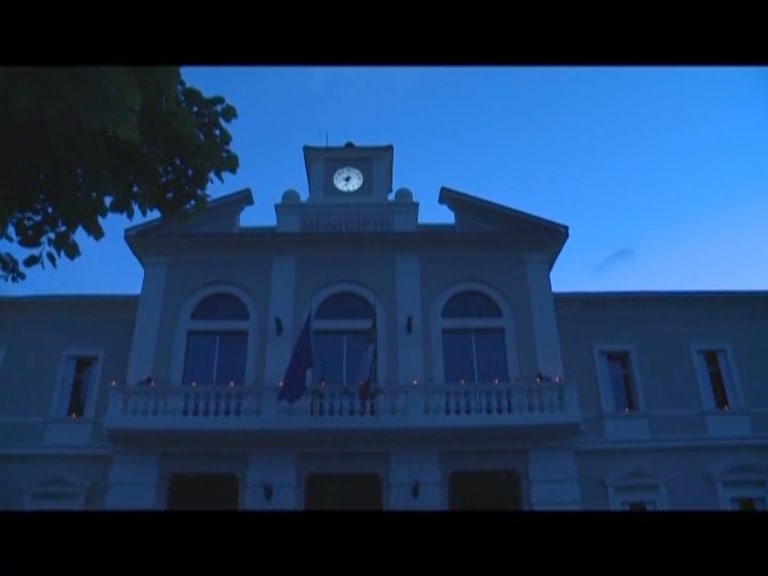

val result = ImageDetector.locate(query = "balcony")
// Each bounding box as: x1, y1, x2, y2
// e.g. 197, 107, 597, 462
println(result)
104, 379, 582, 441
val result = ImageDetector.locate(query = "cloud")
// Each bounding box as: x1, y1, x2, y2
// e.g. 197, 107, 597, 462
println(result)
593, 247, 637, 275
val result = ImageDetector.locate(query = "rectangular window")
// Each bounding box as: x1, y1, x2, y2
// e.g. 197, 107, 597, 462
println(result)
731, 497, 766, 511
598, 351, 638, 412
622, 500, 656, 511
313, 330, 369, 387
442, 328, 508, 384
696, 349, 732, 410
58, 355, 99, 418
182, 331, 248, 386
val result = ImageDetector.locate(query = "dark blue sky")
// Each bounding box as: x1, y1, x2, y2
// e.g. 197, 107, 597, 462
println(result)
4, 66, 767, 296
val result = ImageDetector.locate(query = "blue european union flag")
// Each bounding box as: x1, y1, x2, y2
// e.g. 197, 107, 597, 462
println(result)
278, 313, 313, 403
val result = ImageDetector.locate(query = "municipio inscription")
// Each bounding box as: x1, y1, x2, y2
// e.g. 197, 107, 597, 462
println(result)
300, 216, 393, 233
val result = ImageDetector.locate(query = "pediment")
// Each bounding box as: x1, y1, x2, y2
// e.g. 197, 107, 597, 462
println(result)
438, 186, 568, 236
29, 474, 88, 496
438, 187, 569, 265
125, 188, 254, 238
613, 469, 657, 484
720, 464, 768, 481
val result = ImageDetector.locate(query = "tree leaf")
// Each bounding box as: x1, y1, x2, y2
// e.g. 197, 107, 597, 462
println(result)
0, 66, 240, 283
22, 253, 41, 267
62, 241, 80, 261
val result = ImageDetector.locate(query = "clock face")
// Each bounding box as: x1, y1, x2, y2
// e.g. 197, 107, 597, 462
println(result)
333, 166, 364, 193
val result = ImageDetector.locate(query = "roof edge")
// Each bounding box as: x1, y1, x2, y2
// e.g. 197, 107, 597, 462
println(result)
438, 186, 569, 234
124, 188, 254, 238
0, 294, 139, 303
554, 290, 768, 300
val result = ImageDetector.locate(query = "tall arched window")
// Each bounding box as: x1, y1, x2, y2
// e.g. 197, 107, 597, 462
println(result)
181, 293, 250, 386
440, 290, 509, 384
312, 291, 376, 387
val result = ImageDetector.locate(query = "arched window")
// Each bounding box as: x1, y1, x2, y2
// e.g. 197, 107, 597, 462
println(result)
312, 291, 376, 387
440, 290, 509, 384
181, 293, 250, 386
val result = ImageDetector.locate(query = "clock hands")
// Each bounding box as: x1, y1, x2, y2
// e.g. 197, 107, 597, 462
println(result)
333, 166, 363, 193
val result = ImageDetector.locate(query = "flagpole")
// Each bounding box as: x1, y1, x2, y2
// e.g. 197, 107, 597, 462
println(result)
371, 287, 378, 414
309, 293, 315, 388
369, 286, 377, 387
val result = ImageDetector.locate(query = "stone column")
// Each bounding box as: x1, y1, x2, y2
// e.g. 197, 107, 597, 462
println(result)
104, 452, 160, 509
389, 452, 442, 510
261, 255, 297, 416
243, 452, 298, 510
527, 448, 581, 510
524, 255, 565, 379
395, 255, 425, 386
126, 259, 168, 385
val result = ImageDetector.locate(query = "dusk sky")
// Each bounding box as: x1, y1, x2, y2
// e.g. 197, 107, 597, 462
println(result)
3, 66, 767, 296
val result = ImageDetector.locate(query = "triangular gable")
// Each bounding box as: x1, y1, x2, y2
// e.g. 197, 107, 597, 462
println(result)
125, 188, 254, 238
29, 474, 88, 496
438, 186, 569, 267
438, 186, 568, 236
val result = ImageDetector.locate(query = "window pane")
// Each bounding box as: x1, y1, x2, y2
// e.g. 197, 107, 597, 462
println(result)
605, 352, 636, 411
442, 330, 475, 383
58, 357, 78, 415
67, 357, 97, 417
733, 497, 766, 511
191, 294, 249, 321
443, 291, 501, 319
346, 331, 371, 386
313, 332, 345, 386
474, 329, 508, 382
703, 350, 729, 409
182, 332, 217, 385
315, 292, 374, 320
215, 332, 249, 386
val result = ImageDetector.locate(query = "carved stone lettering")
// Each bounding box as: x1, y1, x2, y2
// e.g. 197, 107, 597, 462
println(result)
300, 217, 394, 233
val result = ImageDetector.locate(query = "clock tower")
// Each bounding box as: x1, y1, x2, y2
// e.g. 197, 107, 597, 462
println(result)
274, 141, 418, 233
302, 141, 394, 203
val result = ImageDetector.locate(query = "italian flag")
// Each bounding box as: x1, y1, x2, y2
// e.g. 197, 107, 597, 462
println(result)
358, 318, 377, 410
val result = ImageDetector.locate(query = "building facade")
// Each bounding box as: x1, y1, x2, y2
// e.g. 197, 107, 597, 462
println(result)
1, 142, 767, 510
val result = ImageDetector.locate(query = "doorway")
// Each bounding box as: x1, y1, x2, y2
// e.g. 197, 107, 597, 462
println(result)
448, 470, 522, 510
167, 473, 240, 510
304, 473, 383, 510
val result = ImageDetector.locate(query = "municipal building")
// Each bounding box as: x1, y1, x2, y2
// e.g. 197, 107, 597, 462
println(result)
1, 142, 766, 510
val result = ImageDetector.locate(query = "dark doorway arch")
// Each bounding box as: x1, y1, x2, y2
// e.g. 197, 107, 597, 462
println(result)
304, 473, 383, 510
167, 473, 240, 510
448, 470, 522, 510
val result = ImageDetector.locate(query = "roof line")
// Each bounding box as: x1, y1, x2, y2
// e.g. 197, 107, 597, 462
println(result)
2, 291, 765, 303
554, 290, 768, 298
124, 188, 254, 237
439, 186, 569, 233
0, 294, 139, 302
